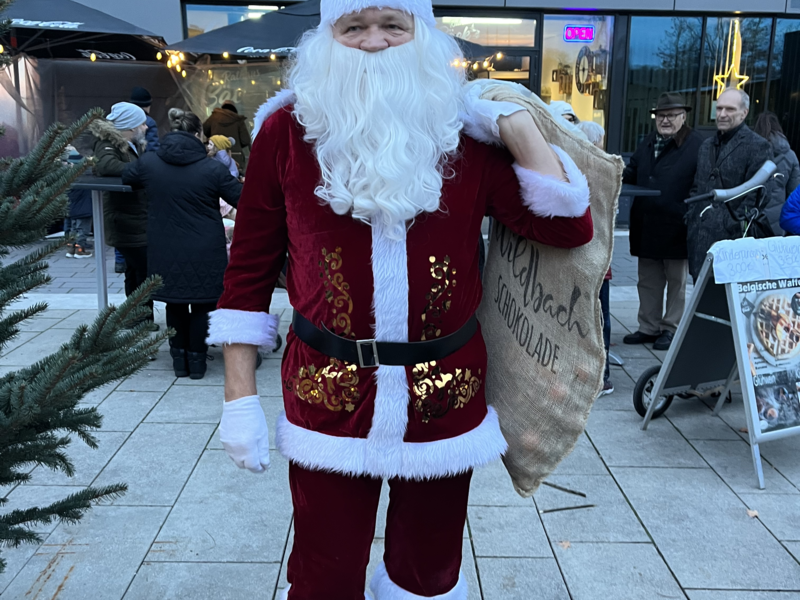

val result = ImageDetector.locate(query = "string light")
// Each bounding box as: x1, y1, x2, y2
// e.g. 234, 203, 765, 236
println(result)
179, 52, 185, 61
90, 53, 96, 62
270, 53, 276, 60
156, 51, 162, 60
483, 60, 489, 68
222, 51, 230, 58
182, 70, 187, 77
277, 79, 281, 85
251, 80, 256, 85
472, 62, 479, 70
0, 45, 4, 54
496, 52, 503, 59
175, 64, 181, 72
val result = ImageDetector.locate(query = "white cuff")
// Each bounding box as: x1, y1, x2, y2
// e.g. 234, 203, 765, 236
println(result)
460, 81, 526, 145
513, 145, 590, 218
206, 308, 279, 349
370, 563, 467, 599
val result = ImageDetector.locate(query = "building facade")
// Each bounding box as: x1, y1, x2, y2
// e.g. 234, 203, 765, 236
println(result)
79, 0, 800, 157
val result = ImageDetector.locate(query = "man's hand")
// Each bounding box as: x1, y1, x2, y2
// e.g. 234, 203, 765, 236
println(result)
219, 395, 270, 473
498, 111, 567, 181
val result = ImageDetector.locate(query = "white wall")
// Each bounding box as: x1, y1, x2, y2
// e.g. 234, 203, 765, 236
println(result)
73, 0, 184, 43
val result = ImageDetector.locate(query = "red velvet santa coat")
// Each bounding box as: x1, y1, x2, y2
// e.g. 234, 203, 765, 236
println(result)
208, 92, 593, 480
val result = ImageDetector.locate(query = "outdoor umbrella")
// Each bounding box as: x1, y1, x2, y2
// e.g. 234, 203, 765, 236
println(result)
167, 0, 493, 60
0, 0, 165, 61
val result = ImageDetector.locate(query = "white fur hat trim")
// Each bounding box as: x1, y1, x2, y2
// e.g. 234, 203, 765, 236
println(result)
320, 0, 436, 28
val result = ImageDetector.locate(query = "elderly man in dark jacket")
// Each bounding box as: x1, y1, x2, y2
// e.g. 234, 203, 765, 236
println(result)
623, 93, 703, 350
686, 88, 777, 281
203, 101, 251, 172
89, 101, 155, 326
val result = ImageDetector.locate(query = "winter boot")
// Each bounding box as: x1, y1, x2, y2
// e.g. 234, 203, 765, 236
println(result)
170, 346, 189, 378
187, 351, 207, 380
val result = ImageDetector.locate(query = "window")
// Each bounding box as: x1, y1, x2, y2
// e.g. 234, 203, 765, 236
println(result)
541, 15, 614, 139
698, 17, 772, 127
184, 4, 278, 38
769, 19, 800, 150
435, 16, 537, 47
623, 17, 702, 153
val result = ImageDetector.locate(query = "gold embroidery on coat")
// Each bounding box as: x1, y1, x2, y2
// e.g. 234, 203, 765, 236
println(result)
421, 255, 456, 340
319, 247, 353, 336
288, 358, 361, 412
411, 360, 481, 423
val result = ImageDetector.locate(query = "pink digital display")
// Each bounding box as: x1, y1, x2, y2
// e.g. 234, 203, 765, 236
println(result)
563, 25, 595, 42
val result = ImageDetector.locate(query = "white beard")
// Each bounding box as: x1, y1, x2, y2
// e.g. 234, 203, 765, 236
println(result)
288, 20, 465, 240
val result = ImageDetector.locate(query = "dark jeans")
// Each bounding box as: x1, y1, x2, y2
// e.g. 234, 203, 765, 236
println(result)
165, 302, 215, 353
64, 217, 93, 249
117, 246, 153, 321
600, 279, 610, 383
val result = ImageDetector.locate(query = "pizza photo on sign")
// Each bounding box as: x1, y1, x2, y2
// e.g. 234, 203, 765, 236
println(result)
751, 292, 800, 367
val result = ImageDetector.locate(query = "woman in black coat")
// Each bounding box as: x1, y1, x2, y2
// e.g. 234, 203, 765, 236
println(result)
123, 109, 242, 379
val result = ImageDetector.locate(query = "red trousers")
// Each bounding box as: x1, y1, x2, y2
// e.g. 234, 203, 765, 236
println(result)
286, 462, 472, 599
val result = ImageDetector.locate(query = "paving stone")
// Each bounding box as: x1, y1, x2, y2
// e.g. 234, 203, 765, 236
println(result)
96, 391, 164, 431
124, 562, 281, 600
27, 431, 129, 486
549, 433, 609, 476
692, 440, 797, 494
613, 467, 800, 589
756, 435, 800, 489
1, 505, 168, 600
737, 493, 800, 541
554, 542, 683, 600
621, 357, 662, 383
50, 309, 102, 329
0, 542, 39, 594
256, 361, 285, 396
469, 460, 534, 507
468, 506, 551, 558
18, 317, 66, 332
666, 400, 742, 441
80, 381, 120, 405
591, 374, 639, 412
687, 592, 800, 599
477, 557, 569, 599
94, 423, 214, 505
3, 486, 86, 534
147, 449, 292, 563
146, 385, 224, 423
461, 538, 482, 600
117, 369, 177, 392
786, 542, 800, 563
535, 475, 649, 542
0, 331, 47, 363
586, 409, 707, 468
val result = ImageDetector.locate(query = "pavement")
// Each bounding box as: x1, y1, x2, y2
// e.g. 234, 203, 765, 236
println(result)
1, 236, 800, 599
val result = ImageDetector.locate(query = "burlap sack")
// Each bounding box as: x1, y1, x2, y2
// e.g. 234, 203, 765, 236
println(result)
476, 85, 622, 497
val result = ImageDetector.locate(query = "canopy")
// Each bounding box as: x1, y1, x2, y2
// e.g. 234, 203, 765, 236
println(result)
166, 0, 492, 59
0, 0, 165, 61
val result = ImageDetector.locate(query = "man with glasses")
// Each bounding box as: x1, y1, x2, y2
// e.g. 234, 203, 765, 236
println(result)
622, 92, 703, 351
686, 88, 778, 282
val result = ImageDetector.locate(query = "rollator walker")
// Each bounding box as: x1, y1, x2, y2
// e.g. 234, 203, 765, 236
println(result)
633, 160, 782, 425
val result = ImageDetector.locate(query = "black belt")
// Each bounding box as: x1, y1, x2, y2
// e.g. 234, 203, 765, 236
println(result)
291, 311, 477, 368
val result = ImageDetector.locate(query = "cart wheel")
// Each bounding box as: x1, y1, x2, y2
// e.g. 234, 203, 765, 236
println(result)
633, 365, 674, 419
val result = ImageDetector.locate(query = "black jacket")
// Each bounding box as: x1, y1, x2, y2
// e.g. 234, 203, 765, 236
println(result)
686, 124, 776, 279
623, 125, 703, 260
203, 107, 251, 170
122, 131, 243, 304
89, 119, 148, 247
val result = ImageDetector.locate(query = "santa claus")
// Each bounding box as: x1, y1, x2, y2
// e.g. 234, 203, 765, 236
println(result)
207, 0, 593, 597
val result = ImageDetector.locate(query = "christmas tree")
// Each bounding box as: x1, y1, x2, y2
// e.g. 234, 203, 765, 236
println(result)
0, 47, 169, 573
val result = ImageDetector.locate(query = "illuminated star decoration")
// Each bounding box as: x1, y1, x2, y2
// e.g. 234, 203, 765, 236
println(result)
714, 18, 749, 98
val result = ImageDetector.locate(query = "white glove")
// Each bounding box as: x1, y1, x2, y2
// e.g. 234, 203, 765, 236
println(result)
219, 395, 270, 473
461, 80, 528, 144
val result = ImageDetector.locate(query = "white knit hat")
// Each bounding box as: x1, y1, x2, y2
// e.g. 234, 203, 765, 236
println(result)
320, 0, 435, 29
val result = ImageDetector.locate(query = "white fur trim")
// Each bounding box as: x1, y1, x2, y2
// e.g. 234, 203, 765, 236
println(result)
276, 406, 508, 480
513, 145, 590, 218
459, 81, 527, 146
370, 562, 467, 599
206, 308, 279, 349
279, 586, 371, 600
253, 89, 296, 140
320, 0, 435, 28
365, 220, 411, 474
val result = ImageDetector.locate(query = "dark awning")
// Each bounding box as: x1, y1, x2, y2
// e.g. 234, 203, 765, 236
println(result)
0, 0, 165, 61
166, 0, 491, 59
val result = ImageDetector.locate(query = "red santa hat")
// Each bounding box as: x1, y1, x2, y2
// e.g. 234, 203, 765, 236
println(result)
320, 0, 436, 29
